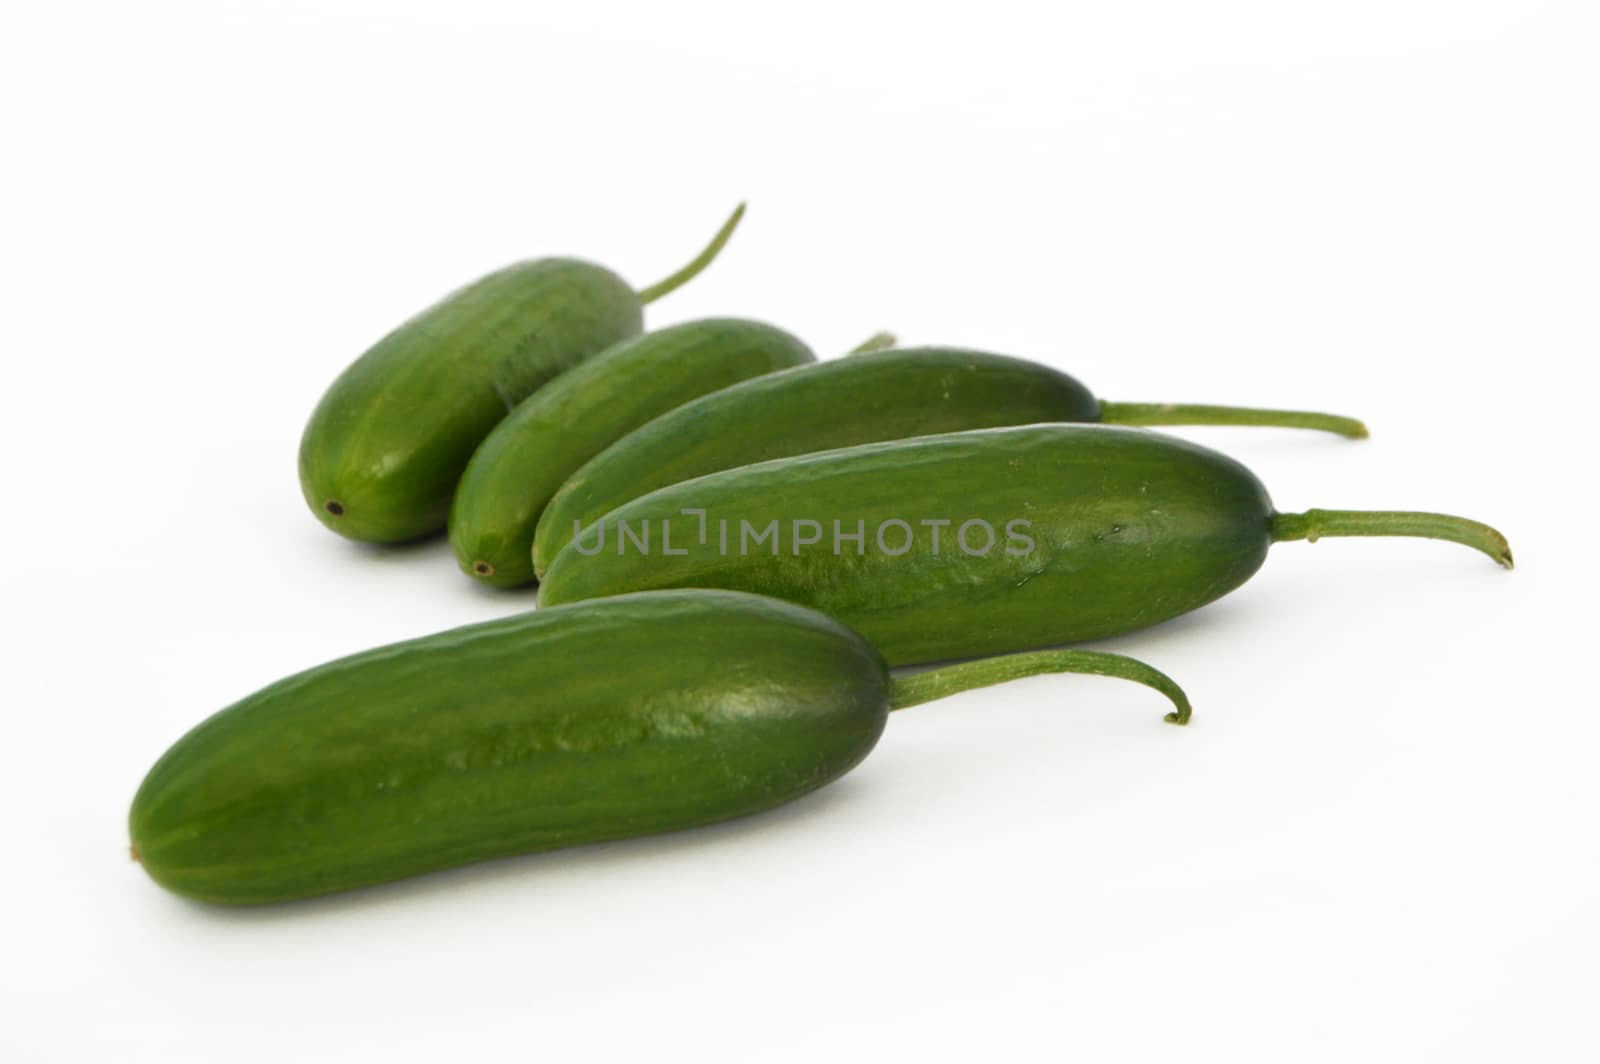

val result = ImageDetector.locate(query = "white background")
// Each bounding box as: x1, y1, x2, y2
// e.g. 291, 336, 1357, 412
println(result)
4, 2, 1597, 1060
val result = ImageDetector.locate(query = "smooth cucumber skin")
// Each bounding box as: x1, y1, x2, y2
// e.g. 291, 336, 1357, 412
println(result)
298, 258, 643, 544
532, 348, 1100, 577
129, 590, 888, 906
450, 319, 816, 589
538, 425, 1274, 665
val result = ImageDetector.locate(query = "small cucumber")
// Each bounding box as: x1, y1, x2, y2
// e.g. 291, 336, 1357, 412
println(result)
538, 425, 1511, 665
128, 589, 1187, 905
531, 346, 1367, 578
449, 319, 817, 589
297, 205, 744, 544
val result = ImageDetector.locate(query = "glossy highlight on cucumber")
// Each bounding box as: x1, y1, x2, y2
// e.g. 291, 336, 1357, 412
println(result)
450, 319, 817, 588
532, 346, 1366, 577
298, 204, 745, 544
128, 590, 1188, 906
538, 425, 1510, 665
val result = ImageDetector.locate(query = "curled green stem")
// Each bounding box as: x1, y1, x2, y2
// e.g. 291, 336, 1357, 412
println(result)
1098, 400, 1369, 439
1271, 509, 1514, 569
636, 203, 746, 305
845, 332, 898, 355
889, 649, 1192, 725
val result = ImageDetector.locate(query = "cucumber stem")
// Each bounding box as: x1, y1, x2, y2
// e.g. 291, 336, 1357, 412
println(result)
1098, 400, 1369, 439
845, 332, 898, 355
1271, 509, 1514, 569
636, 203, 746, 305
888, 649, 1192, 725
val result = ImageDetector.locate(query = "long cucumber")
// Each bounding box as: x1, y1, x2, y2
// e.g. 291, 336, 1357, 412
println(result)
533, 346, 1366, 577
129, 590, 1187, 905
538, 425, 1511, 665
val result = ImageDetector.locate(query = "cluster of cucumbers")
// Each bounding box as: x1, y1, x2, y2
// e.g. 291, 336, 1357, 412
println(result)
131, 206, 1512, 906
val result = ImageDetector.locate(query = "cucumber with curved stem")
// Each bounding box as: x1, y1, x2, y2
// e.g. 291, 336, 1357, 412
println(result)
449, 319, 818, 589
538, 424, 1511, 665
128, 589, 1188, 906
531, 346, 1367, 577
297, 204, 745, 544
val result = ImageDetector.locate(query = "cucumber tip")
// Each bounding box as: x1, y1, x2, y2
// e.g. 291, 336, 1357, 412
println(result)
472, 560, 495, 578
324, 499, 345, 517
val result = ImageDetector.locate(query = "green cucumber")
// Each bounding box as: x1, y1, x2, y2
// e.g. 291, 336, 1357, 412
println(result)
538, 425, 1511, 665
531, 346, 1368, 578
128, 589, 1188, 906
297, 205, 744, 544
449, 319, 817, 589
